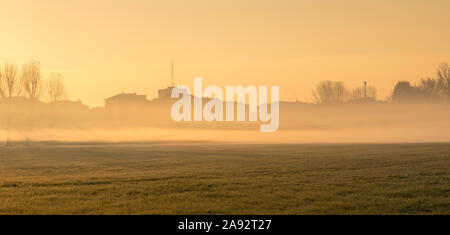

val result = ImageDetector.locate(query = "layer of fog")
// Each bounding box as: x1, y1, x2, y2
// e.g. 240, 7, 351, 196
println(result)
2, 103, 450, 143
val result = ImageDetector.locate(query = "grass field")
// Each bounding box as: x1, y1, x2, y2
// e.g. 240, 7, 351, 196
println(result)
0, 142, 449, 214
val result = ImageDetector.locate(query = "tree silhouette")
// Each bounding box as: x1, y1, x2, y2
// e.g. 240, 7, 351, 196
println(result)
417, 78, 440, 102
313, 80, 348, 104
349, 85, 377, 100
437, 63, 450, 101
47, 73, 66, 103
21, 60, 42, 99
0, 68, 4, 98
392, 81, 424, 103
3, 62, 20, 98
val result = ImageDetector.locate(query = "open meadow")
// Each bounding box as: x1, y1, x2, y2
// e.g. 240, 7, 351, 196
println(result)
0, 142, 448, 214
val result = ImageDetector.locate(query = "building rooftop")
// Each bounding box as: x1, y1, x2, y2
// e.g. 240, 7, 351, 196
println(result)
105, 93, 147, 101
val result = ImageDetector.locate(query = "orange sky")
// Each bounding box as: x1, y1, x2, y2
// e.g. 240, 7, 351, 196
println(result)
1, 0, 450, 107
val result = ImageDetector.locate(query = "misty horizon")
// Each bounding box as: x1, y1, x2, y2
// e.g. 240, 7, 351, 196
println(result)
1, 0, 449, 219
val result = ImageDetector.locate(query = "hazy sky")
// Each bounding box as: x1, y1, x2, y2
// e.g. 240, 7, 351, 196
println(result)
1, 0, 450, 107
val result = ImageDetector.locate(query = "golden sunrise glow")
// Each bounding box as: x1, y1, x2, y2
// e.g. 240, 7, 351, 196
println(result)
1, 0, 450, 107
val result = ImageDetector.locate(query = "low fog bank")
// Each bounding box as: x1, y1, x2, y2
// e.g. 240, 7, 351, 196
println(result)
2, 102, 450, 143
2, 126, 450, 143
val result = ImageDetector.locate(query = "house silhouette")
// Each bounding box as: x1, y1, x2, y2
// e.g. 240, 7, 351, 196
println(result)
105, 92, 149, 109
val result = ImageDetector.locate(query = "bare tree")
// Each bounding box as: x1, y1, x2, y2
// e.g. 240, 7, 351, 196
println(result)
436, 62, 450, 101
47, 73, 66, 103
350, 87, 363, 100
313, 80, 348, 104
349, 86, 377, 100
367, 86, 377, 99
21, 60, 42, 99
417, 78, 440, 101
418, 78, 438, 93
0, 68, 4, 98
3, 62, 19, 97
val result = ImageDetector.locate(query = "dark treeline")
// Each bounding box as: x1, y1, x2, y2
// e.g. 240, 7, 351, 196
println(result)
312, 62, 450, 104
392, 63, 450, 103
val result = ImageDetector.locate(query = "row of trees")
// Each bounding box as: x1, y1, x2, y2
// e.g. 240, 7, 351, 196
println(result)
0, 61, 67, 103
313, 62, 450, 104
3, 61, 449, 105
313, 81, 377, 104
392, 63, 450, 103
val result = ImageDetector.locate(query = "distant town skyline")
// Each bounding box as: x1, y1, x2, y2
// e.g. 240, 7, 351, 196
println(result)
1, 0, 450, 107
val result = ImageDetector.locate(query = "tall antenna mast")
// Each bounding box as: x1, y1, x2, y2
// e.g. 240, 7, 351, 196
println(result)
171, 60, 174, 87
